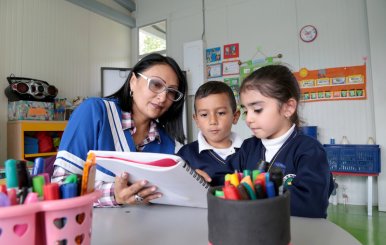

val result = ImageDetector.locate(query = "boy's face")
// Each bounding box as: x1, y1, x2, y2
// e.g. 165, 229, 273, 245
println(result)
193, 93, 240, 148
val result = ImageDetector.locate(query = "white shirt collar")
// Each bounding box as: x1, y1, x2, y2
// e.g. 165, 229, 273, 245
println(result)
261, 124, 295, 162
197, 131, 243, 154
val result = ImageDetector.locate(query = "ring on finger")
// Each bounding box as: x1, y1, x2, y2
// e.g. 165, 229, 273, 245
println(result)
134, 193, 144, 203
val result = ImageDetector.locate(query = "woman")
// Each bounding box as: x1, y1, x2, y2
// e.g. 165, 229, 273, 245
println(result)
52, 53, 187, 206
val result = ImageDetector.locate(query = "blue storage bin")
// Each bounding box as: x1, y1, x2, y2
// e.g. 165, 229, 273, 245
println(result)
25, 136, 39, 154
323, 144, 381, 174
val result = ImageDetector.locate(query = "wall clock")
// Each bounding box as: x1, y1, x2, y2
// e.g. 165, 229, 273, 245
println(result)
299, 25, 317, 42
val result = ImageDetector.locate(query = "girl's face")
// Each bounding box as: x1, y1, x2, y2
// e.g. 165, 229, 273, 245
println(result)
240, 89, 294, 139
130, 64, 178, 121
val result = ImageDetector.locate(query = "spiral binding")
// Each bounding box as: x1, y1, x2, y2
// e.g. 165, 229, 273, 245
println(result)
182, 162, 210, 188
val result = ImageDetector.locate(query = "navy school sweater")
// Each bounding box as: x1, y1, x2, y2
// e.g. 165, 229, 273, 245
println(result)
229, 130, 334, 218
177, 141, 237, 186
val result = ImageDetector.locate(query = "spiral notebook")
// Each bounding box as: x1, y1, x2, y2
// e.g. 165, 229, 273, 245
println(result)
90, 150, 209, 208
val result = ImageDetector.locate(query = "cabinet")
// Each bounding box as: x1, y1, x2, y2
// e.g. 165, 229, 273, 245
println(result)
7, 120, 67, 160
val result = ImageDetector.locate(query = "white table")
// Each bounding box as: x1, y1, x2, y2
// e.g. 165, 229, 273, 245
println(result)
333, 171, 377, 216
91, 205, 361, 245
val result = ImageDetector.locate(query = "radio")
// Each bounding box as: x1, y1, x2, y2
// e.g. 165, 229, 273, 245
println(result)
5, 74, 58, 102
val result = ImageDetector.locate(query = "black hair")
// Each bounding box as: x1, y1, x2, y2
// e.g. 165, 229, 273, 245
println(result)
240, 64, 301, 127
108, 53, 187, 144
194, 81, 237, 113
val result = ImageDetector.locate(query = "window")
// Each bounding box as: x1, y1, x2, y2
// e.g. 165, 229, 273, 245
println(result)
138, 20, 166, 58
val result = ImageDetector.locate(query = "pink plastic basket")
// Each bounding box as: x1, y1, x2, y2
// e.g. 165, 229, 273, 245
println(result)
0, 191, 101, 245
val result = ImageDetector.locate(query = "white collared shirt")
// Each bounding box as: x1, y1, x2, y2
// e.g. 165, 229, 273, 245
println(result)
261, 124, 296, 162
197, 131, 243, 160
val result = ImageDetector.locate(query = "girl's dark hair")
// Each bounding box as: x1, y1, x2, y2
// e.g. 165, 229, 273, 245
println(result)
240, 64, 301, 127
108, 53, 187, 144
194, 81, 237, 113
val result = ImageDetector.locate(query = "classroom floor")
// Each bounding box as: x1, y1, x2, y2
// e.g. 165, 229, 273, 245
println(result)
327, 204, 386, 245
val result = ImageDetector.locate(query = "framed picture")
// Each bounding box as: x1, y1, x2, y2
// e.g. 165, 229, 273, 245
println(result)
223, 43, 239, 59
206, 47, 221, 63
207, 63, 222, 78
222, 60, 240, 76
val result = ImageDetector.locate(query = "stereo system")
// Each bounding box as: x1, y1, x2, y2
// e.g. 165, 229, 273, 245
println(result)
5, 74, 58, 102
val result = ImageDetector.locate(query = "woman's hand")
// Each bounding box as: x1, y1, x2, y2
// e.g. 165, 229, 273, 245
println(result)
195, 169, 212, 183
114, 172, 162, 205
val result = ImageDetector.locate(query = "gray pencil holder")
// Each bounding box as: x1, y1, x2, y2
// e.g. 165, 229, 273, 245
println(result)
207, 186, 291, 245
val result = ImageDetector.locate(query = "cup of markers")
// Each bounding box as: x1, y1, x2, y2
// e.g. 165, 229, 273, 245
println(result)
207, 166, 291, 245
0, 154, 101, 245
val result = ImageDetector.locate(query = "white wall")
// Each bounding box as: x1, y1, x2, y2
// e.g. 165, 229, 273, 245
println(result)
134, 0, 385, 206
366, 0, 386, 211
0, 0, 131, 162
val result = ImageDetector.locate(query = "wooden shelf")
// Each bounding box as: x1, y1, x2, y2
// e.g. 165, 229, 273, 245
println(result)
7, 120, 67, 160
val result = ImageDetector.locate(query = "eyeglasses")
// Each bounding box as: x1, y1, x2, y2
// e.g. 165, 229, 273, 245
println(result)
137, 73, 183, 102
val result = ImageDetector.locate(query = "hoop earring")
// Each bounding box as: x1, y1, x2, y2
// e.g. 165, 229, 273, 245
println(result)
129, 90, 133, 97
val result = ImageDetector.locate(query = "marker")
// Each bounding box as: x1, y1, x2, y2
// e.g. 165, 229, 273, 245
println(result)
39, 173, 50, 184
81, 152, 97, 195
237, 183, 250, 200
222, 182, 240, 200
0, 192, 10, 207
266, 181, 276, 198
240, 175, 255, 192
60, 183, 78, 199
64, 174, 79, 184
269, 167, 284, 196
214, 190, 225, 199
0, 184, 8, 195
254, 182, 265, 199
5, 159, 19, 189
243, 170, 251, 179
44, 183, 60, 200
252, 170, 261, 182
241, 182, 257, 200
17, 161, 31, 189
229, 173, 240, 187
7, 188, 18, 205
32, 175, 45, 197
19, 186, 29, 204
257, 160, 269, 172
24, 192, 39, 204
32, 157, 45, 176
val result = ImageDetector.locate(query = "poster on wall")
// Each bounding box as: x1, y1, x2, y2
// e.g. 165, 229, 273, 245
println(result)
206, 47, 221, 63
222, 60, 240, 76
293, 64, 367, 102
224, 77, 240, 105
207, 63, 222, 78
223, 43, 239, 59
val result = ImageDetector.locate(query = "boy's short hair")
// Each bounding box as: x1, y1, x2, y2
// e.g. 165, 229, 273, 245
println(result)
194, 81, 237, 113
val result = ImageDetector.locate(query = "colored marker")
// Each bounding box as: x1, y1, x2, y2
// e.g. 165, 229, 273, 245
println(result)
32, 175, 45, 197
44, 183, 60, 200
214, 190, 225, 199
237, 183, 250, 200
32, 157, 45, 175
60, 183, 78, 199
81, 152, 97, 195
222, 182, 240, 200
7, 188, 18, 205
252, 170, 261, 182
269, 166, 284, 196
24, 192, 39, 204
0, 192, 10, 207
229, 173, 240, 187
17, 161, 31, 189
266, 181, 276, 198
242, 182, 257, 200
5, 159, 19, 189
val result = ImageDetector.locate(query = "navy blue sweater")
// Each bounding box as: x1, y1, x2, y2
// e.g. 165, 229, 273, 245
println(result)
177, 141, 236, 186
230, 130, 334, 218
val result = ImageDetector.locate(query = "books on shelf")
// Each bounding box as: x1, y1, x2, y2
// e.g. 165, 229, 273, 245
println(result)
91, 151, 210, 208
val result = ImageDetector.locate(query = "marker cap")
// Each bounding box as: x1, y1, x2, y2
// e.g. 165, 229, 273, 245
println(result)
5, 159, 19, 188
32, 157, 45, 176
43, 183, 60, 200
32, 175, 45, 197
60, 183, 78, 199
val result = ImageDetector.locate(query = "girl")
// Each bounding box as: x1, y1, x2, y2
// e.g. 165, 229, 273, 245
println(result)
231, 64, 333, 218
52, 53, 187, 206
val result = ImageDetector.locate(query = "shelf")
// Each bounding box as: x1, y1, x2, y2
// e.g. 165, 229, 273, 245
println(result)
7, 120, 67, 160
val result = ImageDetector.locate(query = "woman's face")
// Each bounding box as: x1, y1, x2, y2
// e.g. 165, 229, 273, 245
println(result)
130, 64, 179, 121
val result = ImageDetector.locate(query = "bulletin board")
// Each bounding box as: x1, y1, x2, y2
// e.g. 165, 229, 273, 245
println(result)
293, 64, 366, 102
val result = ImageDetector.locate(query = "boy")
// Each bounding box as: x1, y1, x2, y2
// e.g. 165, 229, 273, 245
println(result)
177, 81, 242, 186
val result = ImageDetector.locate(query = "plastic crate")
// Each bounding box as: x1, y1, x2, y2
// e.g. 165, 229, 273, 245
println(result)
323, 144, 381, 174
0, 191, 101, 245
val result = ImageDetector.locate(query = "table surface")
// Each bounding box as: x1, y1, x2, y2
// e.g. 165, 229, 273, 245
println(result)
91, 205, 361, 245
